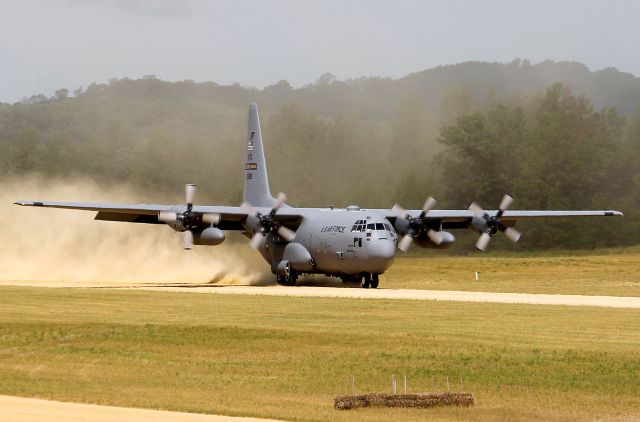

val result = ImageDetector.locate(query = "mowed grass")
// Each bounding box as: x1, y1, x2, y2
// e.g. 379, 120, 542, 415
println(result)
373, 249, 640, 296
0, 287, 639, 421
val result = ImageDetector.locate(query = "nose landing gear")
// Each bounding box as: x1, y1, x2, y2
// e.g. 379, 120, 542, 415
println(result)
359, 273, 380, 289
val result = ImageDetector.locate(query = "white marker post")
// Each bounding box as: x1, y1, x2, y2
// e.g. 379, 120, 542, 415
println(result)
475, 271, 479, 281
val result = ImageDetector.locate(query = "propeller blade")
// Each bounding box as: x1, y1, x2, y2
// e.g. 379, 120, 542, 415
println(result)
202, 213, 221, 225
158, 211, 178, 223
273, 192, 287, 210
504, 226, 522, 243
398, 235, 414, 252
277, 225, 296, 242
240, 201, 257, 215
427, 229, 444, 245
185, 184, 196, 205
499, 194, 513, 212
391, 203, 407, 219
469, 202, 484, 218
249, 232, 264, 250
475, 232, 492, 251
422, 196, 437, 213
183, 230, 194, 250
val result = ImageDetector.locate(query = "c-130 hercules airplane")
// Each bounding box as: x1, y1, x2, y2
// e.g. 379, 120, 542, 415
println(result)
16, 104, 623, 288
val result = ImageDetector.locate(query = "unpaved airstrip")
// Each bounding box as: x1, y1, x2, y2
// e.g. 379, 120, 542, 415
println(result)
0, 395, 282, 422
2, 281, 640, 308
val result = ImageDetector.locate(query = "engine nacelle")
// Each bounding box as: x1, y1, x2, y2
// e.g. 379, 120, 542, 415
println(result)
470, 215, 489, 234
415, 230, 456, 249
193, 227, 225, 246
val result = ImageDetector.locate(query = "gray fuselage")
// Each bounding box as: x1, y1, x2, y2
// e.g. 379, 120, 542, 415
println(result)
254, 208, 397, 277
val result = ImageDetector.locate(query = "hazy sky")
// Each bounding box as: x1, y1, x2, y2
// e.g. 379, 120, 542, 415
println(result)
1, 0, 639, 103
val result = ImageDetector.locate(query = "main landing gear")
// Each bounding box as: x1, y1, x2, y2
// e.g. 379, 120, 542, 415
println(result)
276, 262, 298, 286
359, 273, 379, 289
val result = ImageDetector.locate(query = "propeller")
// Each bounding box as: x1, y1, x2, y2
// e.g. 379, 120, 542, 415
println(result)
243, 192, 296, 250
392, 196, 443, 252
469, 194, 522, 251
158, 184, 221, 250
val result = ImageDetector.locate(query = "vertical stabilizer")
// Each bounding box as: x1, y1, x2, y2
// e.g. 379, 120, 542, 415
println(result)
243, 103, 274, 207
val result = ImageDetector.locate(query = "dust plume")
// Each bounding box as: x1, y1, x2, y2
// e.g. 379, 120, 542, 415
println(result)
0, 177, 268, 285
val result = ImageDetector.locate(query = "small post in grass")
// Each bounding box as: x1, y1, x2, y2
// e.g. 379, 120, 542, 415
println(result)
475, 271, 479, 281
404, 373, 407, 394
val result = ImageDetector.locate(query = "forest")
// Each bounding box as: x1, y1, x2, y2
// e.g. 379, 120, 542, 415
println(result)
1, 60, 638, 250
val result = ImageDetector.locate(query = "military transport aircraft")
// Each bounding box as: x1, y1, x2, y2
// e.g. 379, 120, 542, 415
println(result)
15, 104, 623, 288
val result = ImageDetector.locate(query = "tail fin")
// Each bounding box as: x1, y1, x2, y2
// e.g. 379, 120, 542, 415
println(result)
243, 103, 275, 207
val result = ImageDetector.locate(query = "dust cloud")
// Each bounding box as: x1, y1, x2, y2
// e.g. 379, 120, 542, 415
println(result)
0, 177, 268, 285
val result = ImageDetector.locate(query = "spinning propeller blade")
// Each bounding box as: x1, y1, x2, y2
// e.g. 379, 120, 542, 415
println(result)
244, 193, 296, 249
470, 194, 521, 251
393, 196, 442, 251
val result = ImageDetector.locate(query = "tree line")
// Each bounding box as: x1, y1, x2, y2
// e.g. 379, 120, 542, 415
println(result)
0, 62, 638, 250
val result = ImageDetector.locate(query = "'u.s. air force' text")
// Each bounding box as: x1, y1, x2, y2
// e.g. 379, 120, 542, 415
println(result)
320, 225, 346, 233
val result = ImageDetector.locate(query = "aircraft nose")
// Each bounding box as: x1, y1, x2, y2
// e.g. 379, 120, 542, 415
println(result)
367, 239, 396, 272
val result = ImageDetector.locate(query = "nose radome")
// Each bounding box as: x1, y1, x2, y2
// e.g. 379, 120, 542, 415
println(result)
368, 239, 396, 272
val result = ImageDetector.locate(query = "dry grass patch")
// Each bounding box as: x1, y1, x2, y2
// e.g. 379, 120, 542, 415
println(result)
0, 287, 638, 421
381, 250, 640, 296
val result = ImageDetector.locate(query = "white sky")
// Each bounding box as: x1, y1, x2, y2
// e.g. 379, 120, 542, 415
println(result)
1, 0, 639, 102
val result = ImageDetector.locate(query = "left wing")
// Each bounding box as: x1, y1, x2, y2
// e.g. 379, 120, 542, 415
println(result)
373, 209, 623, 229
371, 198, 623, 251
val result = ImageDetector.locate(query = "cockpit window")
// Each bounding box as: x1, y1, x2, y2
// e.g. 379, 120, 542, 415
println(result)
367, 223, 375, 230
352, 220, 368, 232
375, 223, 384, 230
384, 223, 391, 231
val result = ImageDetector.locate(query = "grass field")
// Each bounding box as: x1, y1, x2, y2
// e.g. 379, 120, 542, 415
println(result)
0, 286, 639, 421
322, 248, 640, 296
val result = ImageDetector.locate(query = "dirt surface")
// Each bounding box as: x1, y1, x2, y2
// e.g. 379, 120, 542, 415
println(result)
2, 280, 640, 308
0, 395, 282, 422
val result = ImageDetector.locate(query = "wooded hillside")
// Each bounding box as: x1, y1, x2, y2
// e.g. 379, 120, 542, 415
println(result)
1, 60, 637, 249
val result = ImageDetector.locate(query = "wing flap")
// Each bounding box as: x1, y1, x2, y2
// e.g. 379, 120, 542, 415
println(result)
95, 212, 162, 224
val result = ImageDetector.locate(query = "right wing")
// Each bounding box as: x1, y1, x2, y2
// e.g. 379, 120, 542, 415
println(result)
14, 201, 304, 232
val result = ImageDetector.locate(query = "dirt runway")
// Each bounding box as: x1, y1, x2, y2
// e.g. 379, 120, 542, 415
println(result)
3, 280, 640, 308
0, 395, 282, 422
128, 285, 640, 308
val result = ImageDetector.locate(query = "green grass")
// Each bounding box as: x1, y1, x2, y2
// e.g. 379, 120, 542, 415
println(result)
357, 250, 640, 296
0, 286, 639, 421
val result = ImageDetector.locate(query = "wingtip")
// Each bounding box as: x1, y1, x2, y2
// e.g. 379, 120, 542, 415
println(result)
14, 201, 42, 206
605, 211, 624, 217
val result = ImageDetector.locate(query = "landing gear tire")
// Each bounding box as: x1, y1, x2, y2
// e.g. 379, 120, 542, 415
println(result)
371, 274, 379, 289
360, 273, 371, 289
277, 263, 298, 286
